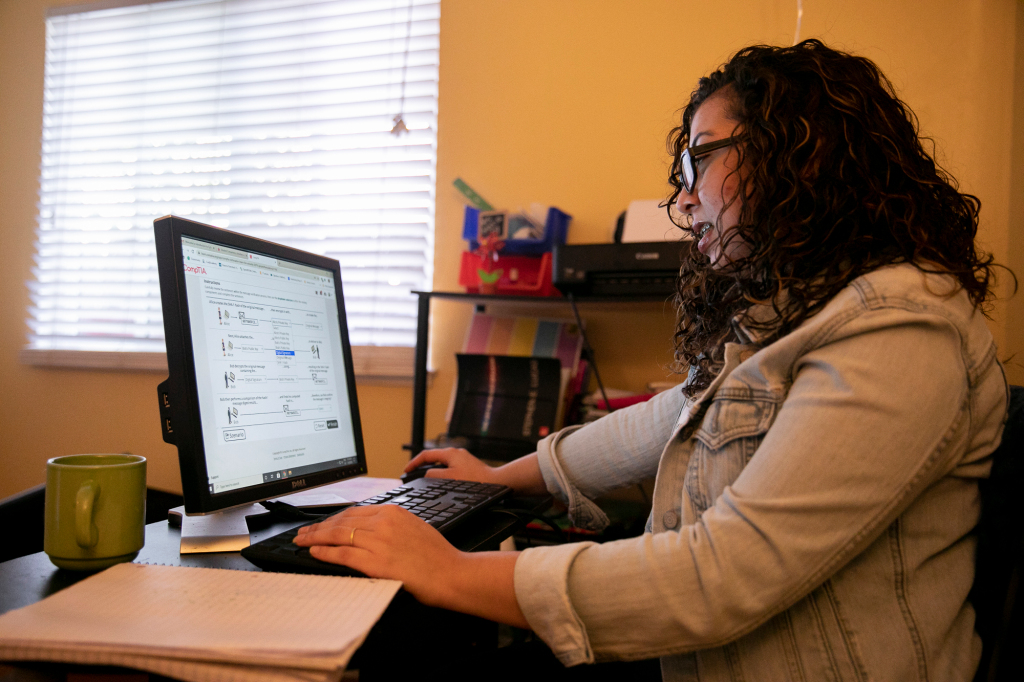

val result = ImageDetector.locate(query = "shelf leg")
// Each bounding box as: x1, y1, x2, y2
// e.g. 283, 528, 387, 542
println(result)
410, 292, 430, 457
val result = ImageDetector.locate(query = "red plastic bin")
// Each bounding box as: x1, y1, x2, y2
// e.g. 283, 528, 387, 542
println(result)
458, 251, 559, 297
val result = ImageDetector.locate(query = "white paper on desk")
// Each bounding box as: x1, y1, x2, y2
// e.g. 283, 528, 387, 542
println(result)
0, 563, 401, 678
270, 477, 401, 508
179, 504, 258, 539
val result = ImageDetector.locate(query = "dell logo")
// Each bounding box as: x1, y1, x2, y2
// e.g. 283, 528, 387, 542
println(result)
291, 479, 306, 489
635, 252, 660, 261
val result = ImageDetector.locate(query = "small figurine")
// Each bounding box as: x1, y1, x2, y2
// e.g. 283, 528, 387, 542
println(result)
472, 233, 505, 294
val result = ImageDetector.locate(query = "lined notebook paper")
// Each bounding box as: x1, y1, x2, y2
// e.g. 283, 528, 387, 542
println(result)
0, 563, 401, 682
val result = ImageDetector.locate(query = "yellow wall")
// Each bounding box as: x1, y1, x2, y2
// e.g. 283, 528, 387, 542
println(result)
428, 0, 1024, 447
1, 0, 1022, 499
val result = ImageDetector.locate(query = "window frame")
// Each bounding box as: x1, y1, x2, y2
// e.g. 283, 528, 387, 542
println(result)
23, 0, 438, 383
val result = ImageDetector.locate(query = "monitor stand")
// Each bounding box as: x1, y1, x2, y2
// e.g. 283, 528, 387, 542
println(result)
167, 504, 260, 554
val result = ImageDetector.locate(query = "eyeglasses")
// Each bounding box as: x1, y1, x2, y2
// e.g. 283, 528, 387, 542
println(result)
677, 135, 743, 193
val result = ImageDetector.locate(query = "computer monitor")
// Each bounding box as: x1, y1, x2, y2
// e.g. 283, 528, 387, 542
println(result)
155, 216, 367, 515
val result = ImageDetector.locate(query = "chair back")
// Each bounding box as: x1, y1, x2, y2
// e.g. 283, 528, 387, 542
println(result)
0, 485, 183, 565
0, 483, 46, 563
971, 385, 1024, 682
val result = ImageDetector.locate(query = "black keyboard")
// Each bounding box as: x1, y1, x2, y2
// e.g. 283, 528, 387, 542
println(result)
241, 477, 512, 576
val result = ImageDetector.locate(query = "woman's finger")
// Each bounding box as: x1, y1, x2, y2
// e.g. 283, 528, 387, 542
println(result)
295, 503, 391, 536
405, 447, 464, 471
307, 544, 377, 572
336, 504, 395, 519
295, 523, 369, 548
404, 450, 437, 470
297, 504, 420, 543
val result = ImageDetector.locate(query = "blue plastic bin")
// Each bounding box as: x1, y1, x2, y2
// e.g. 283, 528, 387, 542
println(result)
463, 206, 571, 256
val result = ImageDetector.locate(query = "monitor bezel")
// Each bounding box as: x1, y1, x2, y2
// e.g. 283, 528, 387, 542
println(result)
155, 215, 368, 514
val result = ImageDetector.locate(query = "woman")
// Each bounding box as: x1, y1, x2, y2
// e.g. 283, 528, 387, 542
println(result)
296, 40, 1009, 681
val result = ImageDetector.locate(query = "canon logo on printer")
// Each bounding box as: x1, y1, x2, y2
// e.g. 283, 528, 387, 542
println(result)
634, 252, 660, 261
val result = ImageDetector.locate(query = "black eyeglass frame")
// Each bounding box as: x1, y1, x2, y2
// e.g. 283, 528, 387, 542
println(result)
677, 135, 744, 193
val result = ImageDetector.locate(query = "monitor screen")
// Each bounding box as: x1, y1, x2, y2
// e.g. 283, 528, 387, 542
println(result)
155, 216, 367, 514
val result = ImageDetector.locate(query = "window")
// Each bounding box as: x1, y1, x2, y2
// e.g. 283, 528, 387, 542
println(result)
23, 0, 438, 379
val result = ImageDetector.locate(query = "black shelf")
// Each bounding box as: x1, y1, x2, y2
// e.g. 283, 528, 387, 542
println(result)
410, 290, 673, 305
407, 290, 674, 457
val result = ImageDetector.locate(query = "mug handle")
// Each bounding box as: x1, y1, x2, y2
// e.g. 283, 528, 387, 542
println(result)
75, 480, 100, 548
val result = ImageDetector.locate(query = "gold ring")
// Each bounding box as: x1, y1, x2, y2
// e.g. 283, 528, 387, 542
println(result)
349, 528, 357, 547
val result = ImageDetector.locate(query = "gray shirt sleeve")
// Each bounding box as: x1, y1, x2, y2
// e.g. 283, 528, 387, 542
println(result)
534, 387, 688, 529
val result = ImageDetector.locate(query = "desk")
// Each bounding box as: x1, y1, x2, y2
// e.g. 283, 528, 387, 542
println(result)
0, 493, 550, 682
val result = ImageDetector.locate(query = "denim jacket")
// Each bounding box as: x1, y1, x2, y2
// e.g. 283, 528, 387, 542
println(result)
513, 264, 1008, 682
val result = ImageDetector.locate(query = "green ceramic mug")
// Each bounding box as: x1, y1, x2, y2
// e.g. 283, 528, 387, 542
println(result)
44, 454, 146, 571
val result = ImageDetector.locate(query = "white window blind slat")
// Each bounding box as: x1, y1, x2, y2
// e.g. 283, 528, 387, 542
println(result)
46, 39, 441, 92
45, 60, 441, 111
41, 158, 438, 185
45, 74, 441, 115
41, 116, 437, 154
46, 25, 441, 77
48, 1, 437, 45
29, 0, 438, 360
41, 106, 439, 144
44, 77, 441, 125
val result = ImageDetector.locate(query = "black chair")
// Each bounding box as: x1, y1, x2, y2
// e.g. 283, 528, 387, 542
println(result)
0, 483, 46, 563
971, 384, 1024, 682
0, 485, 183, 564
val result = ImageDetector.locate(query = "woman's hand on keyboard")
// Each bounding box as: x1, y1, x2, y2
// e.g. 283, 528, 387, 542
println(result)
405, 449, 547, 495
405, 448, 499, 484
294, 503, 455, 595
292, 503, 529, 628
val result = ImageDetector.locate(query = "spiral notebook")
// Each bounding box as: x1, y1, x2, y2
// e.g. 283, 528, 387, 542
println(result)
0, 563, 401, 682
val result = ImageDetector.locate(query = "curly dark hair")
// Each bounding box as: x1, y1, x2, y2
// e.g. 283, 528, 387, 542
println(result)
666, 39, 1007, 395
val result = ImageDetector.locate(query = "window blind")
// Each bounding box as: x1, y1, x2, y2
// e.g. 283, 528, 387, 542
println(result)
27, 0, 438, 363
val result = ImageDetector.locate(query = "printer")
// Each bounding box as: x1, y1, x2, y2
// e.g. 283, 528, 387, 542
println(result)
553, 200, 688, 296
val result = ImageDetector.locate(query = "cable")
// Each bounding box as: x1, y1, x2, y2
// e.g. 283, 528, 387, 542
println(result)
793, 0, 804, 45
567, 292, 612, 413
259, 499, 328, 521
390, 0, 415, 135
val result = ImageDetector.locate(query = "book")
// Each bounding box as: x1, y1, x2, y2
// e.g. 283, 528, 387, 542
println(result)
0, 563, 401, 682
454, 313, 588, 434
461, 313, 584, 376
448, 354, 562, 460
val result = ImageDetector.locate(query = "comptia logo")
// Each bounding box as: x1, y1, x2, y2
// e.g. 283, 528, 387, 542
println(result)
183, 264, 207, 275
